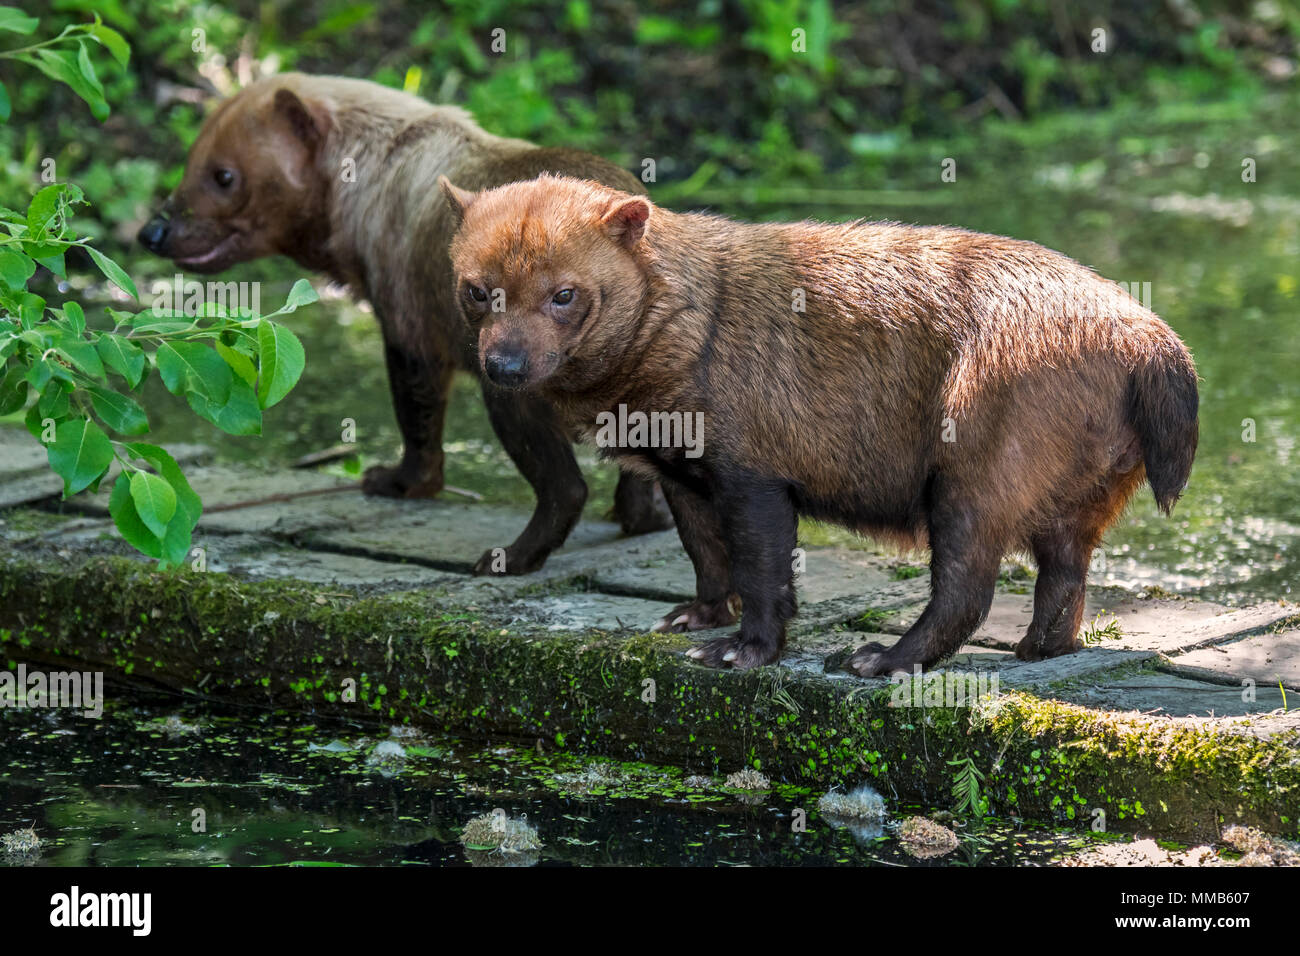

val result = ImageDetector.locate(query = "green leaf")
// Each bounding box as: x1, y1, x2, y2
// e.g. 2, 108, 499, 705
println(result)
23, 400, 44, 439
256, 319, 305, 409
123, 443, 202, 567
215, 340, 258, 387
275, 278, 319, 314
86, 245, 137, 298
0, 79, 9, 122
88, 23, 131, 68
155, 340, 233, 404
129, 470, 176, 538
0, 364, 27, 416
87, 384, 148, 435
76, 41, 105, 99
0, 249, 35, 291
108, 472, 162, 559
36, 250, 65, 277
96, 333, 146, 388
26, 49, 109, 121
26, 183, 68, 236
54, 339, 105, 381
37, 380, 70, 419
46, 418, 114, 497
188, 374, 262, 436
64, 301, 86, 334
0, 8, 39, 34
18, 291, 44, 328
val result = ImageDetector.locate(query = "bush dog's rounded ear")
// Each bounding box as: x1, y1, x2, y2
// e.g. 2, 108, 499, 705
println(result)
272, 88, 331, 151
438, 176, 476, 227
601, 196, 651, 248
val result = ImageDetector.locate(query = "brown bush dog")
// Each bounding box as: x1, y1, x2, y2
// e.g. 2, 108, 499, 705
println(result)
441, 174, 1200, 676
137, 74, 671, 574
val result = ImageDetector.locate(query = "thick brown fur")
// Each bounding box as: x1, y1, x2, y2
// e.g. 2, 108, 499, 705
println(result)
138, 75, 671, 574
443, 174, 1200, 674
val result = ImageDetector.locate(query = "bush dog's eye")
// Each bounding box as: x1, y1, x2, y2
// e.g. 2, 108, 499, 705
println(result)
213, 168, 235, 188
552, 289, 575, 306
468, 285, 488, 303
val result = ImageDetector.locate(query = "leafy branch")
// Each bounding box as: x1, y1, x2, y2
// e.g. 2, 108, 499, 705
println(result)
0, 8, 317, 568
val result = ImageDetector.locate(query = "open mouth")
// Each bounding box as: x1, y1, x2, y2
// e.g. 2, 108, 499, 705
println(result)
173, 232, 241, 268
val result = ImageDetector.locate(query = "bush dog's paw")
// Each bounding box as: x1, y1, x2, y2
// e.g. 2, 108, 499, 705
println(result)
362, 463, 443, 500
1014, 633, 1080, 662
652, 596, 741, 633
846, 642, 915, 678
472, 546, 544, 577
685, 633, 779, 670
613, 482, 674, 535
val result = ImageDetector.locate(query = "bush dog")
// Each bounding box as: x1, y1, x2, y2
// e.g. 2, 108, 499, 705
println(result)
137, 74, 670, 574
440, 173, 1199, 675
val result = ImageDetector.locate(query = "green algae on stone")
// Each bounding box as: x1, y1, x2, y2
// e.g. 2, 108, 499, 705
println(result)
1, 549, 1297, 841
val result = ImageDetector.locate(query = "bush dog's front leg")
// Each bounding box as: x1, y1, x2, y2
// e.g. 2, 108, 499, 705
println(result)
653, 479, 739, 633
472, 384, 588, 575
685, 476, 798, 670
362, 334, 453, 499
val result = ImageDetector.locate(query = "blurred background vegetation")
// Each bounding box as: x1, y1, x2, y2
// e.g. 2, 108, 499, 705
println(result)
4, 0, 1296, 256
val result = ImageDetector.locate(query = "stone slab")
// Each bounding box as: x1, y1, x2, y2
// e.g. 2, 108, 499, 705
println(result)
1164, 630, 1300, 692
498, 592, 673, 632
968, 590, 1295, 655
0, 427, 53, 477
0, 439, 209, 509
592, 545, 907, 606
1055, 672, 1289, 717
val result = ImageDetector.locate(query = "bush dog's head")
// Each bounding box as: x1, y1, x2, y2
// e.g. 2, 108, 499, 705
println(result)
441, 174, 652, 391
138, 75, 333, 273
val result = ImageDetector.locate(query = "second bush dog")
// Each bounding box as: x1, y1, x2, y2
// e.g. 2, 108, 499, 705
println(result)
137, 74, 671, 574
440, 173, 1199, 676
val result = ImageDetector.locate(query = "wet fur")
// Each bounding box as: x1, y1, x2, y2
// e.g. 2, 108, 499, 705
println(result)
444, 175, 1200, 674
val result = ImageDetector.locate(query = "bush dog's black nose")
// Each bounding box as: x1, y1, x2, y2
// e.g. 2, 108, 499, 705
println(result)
137, 216, 170, 253
484, 349, 529, 388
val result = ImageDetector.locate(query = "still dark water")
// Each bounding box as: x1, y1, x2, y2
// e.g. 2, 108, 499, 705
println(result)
1, 697, 1117, 867
119, 95, 1299, 606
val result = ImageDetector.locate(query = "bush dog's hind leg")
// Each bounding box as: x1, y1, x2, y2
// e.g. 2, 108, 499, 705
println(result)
653, 480, 739, 633
1016, 471, 1139, 660
362, 335, 453, 499
472, 385, 588, 575
848, 495, 1002, 676
1016, 524, 1090, 661
685, 477, 797, 669
613, 473, 675, 536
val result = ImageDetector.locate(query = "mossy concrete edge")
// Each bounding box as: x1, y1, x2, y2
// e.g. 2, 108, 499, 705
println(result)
1, 551, 1296, 841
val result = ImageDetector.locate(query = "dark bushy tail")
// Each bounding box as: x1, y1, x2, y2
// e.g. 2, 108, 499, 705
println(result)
1127, 344, 1199, 515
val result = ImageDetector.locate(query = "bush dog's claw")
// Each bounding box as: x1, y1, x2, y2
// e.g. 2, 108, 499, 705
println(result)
686, 633, 778, 670
653, 597, 740, 633
846, 642, 913, 679
362, 463, 443, 500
